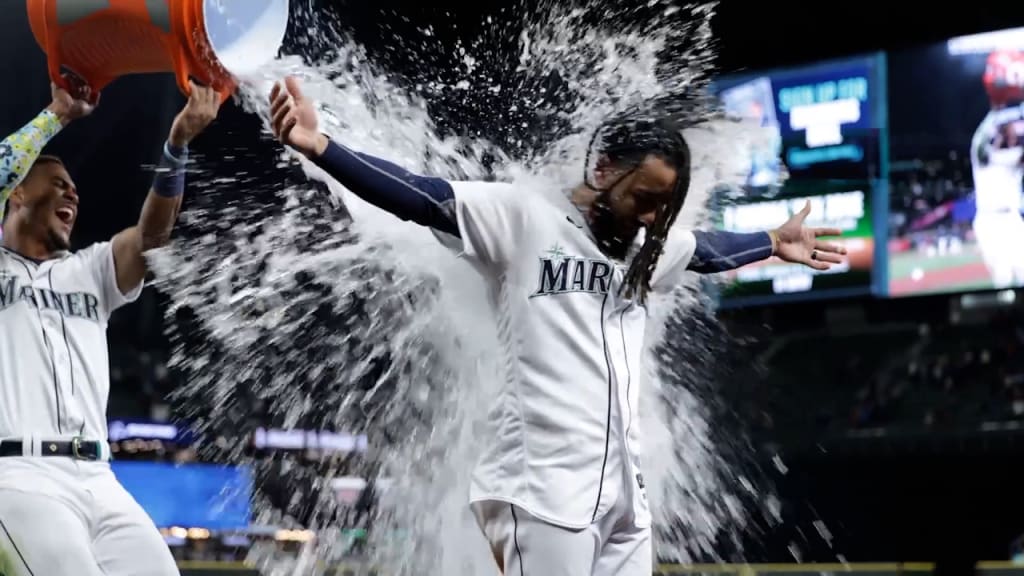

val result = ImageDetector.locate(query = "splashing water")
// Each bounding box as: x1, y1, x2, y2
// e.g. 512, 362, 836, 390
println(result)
147, 1, 782, 573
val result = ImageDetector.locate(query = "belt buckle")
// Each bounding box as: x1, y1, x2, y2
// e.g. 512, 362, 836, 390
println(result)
71, 436, 96, 461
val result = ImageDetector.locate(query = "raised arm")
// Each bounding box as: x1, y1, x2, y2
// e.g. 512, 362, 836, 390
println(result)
268, 77, 459, 237
689, 201, 847, 274
1, 82, 95, 221
110, 82, 222, 295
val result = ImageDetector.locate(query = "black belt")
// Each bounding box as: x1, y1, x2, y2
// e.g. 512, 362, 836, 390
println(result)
0, 438, 104, 460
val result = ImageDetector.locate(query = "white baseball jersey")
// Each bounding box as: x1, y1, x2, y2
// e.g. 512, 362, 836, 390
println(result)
971, 110, 1024, 214
439, 180, 697, 530
0, 242, 141, 443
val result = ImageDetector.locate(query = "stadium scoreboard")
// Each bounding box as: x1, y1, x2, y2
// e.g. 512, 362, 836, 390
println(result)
710, 53, 888, 307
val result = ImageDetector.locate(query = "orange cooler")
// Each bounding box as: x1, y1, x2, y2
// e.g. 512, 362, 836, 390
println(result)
26, 0, 290, 99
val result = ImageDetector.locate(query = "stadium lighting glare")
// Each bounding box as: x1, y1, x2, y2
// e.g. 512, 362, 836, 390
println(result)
274, 529, 315, 542
947, 28, 1024, 55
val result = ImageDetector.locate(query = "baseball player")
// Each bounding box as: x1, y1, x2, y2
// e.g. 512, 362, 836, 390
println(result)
0, 79, 222, 576
269, 76, 845, 575
971, 49, 1024, 289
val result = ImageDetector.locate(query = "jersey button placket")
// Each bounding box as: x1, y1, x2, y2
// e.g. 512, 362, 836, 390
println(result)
607, 302, 637, 498
605, 306, 630, 506
44, 309, 80, 432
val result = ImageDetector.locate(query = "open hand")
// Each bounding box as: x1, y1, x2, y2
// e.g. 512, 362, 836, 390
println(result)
269, 76, 325, 157
773, 201, 847, 270
169, 82, 222, 148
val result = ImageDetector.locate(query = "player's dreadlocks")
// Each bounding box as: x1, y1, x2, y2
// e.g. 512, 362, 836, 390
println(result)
585, 115, 691, 305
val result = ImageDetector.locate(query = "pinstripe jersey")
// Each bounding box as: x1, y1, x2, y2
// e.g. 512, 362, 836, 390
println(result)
438, 181, 697, 529
0, 243, 141, 442
971, 108, 1024, 214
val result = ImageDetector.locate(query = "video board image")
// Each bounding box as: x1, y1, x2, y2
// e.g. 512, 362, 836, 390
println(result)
711, 53, 886, 306
111, 461, 253, 530
888, 27, 1024, 297
712, 181, 876, 305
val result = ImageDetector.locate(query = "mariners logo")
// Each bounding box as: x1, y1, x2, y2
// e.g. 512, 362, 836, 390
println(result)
0, 271, 102, 322
531, 243, 614, 298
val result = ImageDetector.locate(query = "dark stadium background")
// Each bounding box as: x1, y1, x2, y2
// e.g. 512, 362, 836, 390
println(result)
2, 0, 1024, 573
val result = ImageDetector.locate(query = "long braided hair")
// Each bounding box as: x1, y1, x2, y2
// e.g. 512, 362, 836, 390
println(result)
584, 115, 692, 304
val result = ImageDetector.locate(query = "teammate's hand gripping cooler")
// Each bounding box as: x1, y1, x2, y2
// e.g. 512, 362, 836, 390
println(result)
26, 0, 289, 102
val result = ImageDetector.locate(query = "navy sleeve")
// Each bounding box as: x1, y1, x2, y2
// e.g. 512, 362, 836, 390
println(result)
688, 230, 774, 273
310, 138, 460, 237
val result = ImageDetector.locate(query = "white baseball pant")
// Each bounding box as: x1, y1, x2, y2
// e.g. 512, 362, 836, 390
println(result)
0, 457, 178, 576
471, 495, 651, 576
973, 210, 1024, 288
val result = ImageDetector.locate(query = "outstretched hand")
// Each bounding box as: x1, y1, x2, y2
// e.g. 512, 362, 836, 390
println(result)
269, 76, 325, 158
772, 201, 847, 270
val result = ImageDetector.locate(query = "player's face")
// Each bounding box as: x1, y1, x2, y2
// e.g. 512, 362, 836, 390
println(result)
590, 154, 678, 259
17, 162, 78, 251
